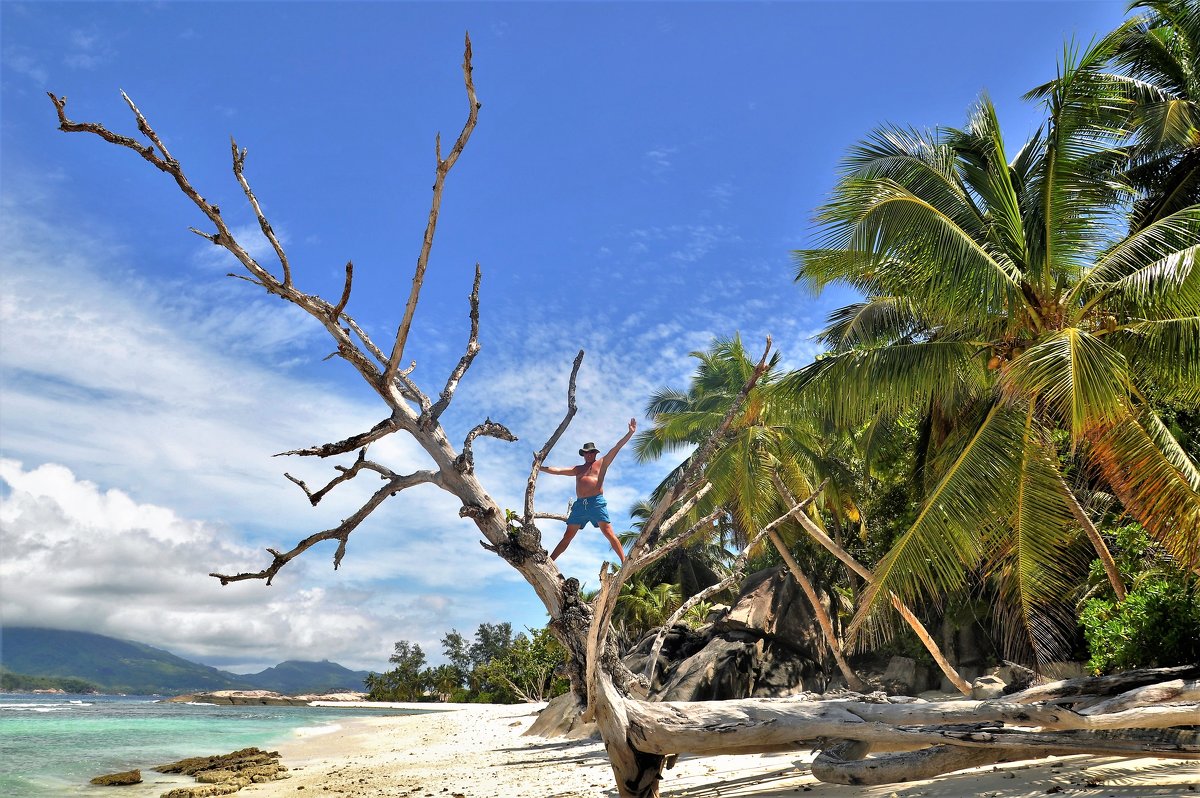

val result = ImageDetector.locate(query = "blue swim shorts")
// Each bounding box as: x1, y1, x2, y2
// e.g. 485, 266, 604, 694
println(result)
566, 494, 610, 528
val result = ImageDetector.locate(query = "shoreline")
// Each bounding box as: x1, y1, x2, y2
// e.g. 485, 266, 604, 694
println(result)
240, 703, 1199, 798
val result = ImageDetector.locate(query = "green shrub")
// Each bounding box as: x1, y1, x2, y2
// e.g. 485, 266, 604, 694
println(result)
1080, 577, 1200, 673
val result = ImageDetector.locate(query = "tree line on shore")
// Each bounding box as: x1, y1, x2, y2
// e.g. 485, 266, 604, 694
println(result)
364, 623, 568, 704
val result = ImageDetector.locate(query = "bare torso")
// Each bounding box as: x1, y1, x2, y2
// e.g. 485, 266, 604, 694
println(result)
575, 460, 606, 498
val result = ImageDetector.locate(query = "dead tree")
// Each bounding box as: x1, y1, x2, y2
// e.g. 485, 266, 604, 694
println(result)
50, 36, 1200, 798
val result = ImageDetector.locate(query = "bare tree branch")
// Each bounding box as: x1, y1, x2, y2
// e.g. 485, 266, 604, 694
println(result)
231, 137, 293, 287
384, 32, 480, 386
210, 468, 440, 585
523, 350, 584, 525
427, 264, 482, 426
331, 260, 353, 321
343, 316, 387, 365
456, 418, 518, 473
628, 508, 725, 574
49, 92, 166, 169
224, 272, 265, 288
283, 449, 404, 506
275, 415, 402, 458
122, 90, 177, 164
48, 91, 399, 404
630, 482, 713, 561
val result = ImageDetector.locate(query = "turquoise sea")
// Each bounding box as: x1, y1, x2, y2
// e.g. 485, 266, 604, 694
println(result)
0, 693, 426, 797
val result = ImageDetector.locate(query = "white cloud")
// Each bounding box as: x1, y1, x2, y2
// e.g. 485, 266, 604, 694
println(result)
643, 145, 677, 176
3, 46, 49, 85
0, 458, 393, 672
0, 201, 557, 670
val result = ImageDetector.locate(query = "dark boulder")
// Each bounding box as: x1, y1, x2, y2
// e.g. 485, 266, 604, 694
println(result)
649, 566, 829, 701
89, 769, 142, 786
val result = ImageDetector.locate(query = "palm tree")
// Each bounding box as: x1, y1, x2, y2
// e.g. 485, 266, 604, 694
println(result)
789, 41, 1200, 661
618, 508, 734, 601
613, 579, 682, 642
636, 335, 851, 540
1037, 0, 1200, 231
636, 337, 884, 690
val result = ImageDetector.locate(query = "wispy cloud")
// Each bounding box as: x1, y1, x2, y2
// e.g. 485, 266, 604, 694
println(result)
0, 202, 558, 668
3, 46, 49, 85
669, 223, 740, 263
0, 458, 400, 672
643, 145, 678, 177
63, 28, 114, 70
706, 181, 735, 207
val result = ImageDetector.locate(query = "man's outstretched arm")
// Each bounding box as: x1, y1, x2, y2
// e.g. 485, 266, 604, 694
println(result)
538, 464, 579, 476
602, 418, 637, 468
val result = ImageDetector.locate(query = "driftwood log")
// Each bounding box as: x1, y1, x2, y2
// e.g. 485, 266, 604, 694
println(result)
49, 36, 1200, 798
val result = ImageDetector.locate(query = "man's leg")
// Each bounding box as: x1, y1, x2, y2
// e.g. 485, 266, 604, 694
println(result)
550, 524, 581, 560
598, 522, 626, 563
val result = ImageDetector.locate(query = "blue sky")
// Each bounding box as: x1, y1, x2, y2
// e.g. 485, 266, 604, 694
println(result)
0, 0, 1128, 673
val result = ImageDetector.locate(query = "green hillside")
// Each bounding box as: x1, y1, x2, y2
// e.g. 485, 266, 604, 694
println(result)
241, 660, 370, 694
0, 627, 253, 694
0, 627, 374, 695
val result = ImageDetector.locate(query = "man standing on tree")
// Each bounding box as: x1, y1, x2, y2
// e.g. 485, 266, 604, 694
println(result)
540, 418, 636, 563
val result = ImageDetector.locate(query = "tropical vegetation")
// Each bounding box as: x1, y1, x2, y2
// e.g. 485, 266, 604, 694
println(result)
374, 1, 1198, 686
615, 0, 1200, 677
364, 623, 568, 703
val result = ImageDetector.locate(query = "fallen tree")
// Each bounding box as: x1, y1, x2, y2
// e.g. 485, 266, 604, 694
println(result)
49, 35, 1200, 798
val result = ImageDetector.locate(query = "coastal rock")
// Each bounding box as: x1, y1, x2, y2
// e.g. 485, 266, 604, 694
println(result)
713, 567, 824, 649
523, 693, 596, 739
154, 747, 287, 797
90, 769, 142, 785
163, 690, 310, 706
971, 674, 1007, 700
881, 656, 931, 695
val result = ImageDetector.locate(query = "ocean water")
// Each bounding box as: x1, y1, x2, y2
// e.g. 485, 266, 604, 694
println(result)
0, 693, 427, 797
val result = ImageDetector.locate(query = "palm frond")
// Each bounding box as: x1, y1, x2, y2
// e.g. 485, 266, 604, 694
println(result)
1075, 204, 1200, 310
986, 407, 1088, 664
1106, 315, 1200, 403
847, 403, 1025, 643
781, 340, 991, 428
1085, 405, 1200, 568
817, 296, 929, 351
1001, 328, 1133, 440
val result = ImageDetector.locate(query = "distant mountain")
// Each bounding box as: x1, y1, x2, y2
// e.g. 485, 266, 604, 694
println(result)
239, 660, 370, 694
0, 627, 369, 695
0, 627, 252, 694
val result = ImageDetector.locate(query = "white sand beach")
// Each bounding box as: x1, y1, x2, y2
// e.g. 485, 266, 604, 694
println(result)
239, 703, 1198, 798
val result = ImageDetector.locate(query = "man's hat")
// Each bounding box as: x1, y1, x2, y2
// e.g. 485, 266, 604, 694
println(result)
579, 442, 600, 456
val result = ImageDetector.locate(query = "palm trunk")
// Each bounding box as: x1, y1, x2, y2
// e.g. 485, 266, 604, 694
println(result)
1062, 478, 1126, 600
765, 528, 865, 691
772, 475, 971, 695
